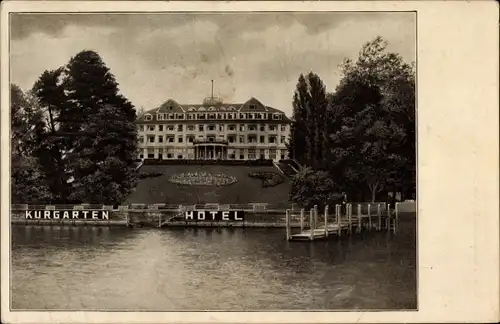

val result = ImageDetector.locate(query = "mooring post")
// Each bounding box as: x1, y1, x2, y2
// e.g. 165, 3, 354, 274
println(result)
158, 213, 162, 228
309, 209, 314, 240
336, 204, 342, 236
387, 205, 391, 232
324, 205, 329, 237
285, 209, 291, 240
377, 204, 382, 231
394, 202, 399, 234
314, 205, 318, 231
348, 204, 352, 234
300, 208, 305, 232
357, 204, 362, 233
368, 203, 372, 230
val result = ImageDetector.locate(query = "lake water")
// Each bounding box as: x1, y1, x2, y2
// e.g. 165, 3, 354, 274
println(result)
11, 218, 416, 311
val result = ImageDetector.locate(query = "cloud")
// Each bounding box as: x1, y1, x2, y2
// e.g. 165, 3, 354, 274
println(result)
10, 12, 416, 116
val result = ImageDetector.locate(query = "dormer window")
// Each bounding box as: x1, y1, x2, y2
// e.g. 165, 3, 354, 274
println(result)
157, 114, 164, 120
198, 107, 206, 111
228, 106, 236, 111
249, 104, 256, 110
208, 107, 216, 111
273, 113, 281, 120
144, 114, 152, 121
188, 107, 196, 112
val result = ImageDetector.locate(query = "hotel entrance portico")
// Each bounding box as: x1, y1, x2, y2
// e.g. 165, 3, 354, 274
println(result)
193, 139, 229, 160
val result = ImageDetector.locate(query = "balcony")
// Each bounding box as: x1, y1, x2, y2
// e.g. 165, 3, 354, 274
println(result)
193, 139, 229, 146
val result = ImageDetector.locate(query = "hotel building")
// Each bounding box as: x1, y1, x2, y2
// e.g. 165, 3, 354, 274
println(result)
136, 96, 292, 161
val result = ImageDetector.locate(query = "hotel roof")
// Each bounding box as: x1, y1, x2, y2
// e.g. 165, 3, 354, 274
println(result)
137, 97, 291, 123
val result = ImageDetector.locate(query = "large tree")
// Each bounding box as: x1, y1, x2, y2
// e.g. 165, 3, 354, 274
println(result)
62, 50, 138, 204
329, 36, 416, 201
289, 72, 329, 169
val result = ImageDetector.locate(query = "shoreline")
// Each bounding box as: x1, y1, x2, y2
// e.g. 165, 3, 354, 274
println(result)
10, 212, 416, 228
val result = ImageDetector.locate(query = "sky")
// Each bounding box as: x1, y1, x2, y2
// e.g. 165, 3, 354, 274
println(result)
10, 12, 415, 117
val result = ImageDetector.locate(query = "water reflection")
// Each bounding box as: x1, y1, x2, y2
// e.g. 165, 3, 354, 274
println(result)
11, 219, 416, 311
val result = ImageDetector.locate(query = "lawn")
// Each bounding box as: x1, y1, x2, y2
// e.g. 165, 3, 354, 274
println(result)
126, 164, 292, 205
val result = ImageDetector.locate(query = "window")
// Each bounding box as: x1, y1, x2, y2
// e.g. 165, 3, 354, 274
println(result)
187, 114, 193, 120
269, 125, 277, 131
239, 135, 245, 143
176, 114, 184, 119
249, 104, 256, 110
188, 136, 194, 143
260, 125, 266, 132
178, 136, 183, 143
208, 107, 216, 111
177, 125, 183, 132
187, 125, 195, 131
159, 125, 163, 131
148, 153, 155, 158
157, 114, 164, 120
208, 114, 215, 120
148, 136, 155, 143
260, 136, 265, 143
167, 125, 174, 131
139, 125, 144, 132
158, 136, 163, 143
281, 125, 287, 132
269, 136, 276, 143
139, 136, 144, 144
239, 125, 245, 132
178, 155, 183, 159
248, 125, 256, 131
227, 113, 233, 119
188, 107, 196, 112
228, 125, 236, 131
239, 154, 244, 160
148, 125, 155, 131
281, 136, 286, 144
145, 115, 152, 121
198, 107, 206, 111
139, 154, 144, 159
168, 137, 174, 143
270, 149, 277, 160
249, 113, 254, 119
273, 114, 281, 120
219, 125, 224, 132
167, 153, 173, 159
198, 125, 204, 132
248, 149, 256, 159
199, 114, 206, 119
228, 136, 236, 143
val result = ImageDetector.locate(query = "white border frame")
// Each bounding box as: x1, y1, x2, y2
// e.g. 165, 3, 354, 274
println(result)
1, 1, 499, 323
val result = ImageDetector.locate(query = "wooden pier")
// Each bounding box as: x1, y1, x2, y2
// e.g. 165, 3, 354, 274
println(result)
285, 202, 400, 241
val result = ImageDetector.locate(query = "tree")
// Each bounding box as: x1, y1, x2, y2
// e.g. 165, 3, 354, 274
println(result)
11, 84, 52, 203
290, 166, 340, 209
31, 68, 73, 202
290, 72, 329, 169
329, 36, 416, 201
62, 50, 138, 204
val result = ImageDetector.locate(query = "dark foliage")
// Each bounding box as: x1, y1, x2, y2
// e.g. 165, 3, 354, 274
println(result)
248, 171, 284, 188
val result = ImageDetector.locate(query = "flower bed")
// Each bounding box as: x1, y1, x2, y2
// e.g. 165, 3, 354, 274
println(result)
169, 172, 237, 186
248, 171, 284, 188
138, 172, 163, 179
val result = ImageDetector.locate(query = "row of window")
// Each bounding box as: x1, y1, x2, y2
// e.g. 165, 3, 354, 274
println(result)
145, 112, 284, 121
139, 135, 288, 144
139, 124, 288, 133
139, 149, 287, 160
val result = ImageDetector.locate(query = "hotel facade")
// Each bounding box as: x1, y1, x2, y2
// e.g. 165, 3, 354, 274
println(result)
136, 97, 292, 161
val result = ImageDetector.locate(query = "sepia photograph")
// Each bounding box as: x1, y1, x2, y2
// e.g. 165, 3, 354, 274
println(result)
2, 1, 498, 323
8, 10, 417, 311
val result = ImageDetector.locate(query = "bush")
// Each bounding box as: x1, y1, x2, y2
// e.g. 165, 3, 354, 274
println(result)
248, 171, 284, 188
138, 172, 163, 179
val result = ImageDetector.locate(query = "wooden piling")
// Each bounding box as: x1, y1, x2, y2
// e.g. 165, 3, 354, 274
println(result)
368, 203, 372, 230
314, 205, 318, 231
300, 209, 305, 232
336, 204, 341, 236
377, 204, 382, 231
394, 202, 399, 234
285, 209, 291, 240
387, 205, 391, 232
158, 213, 162, 228
324, 205, 329, 237
309, 209, 314, 240
357, 204, 362, 233
348, 203, 352, 234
